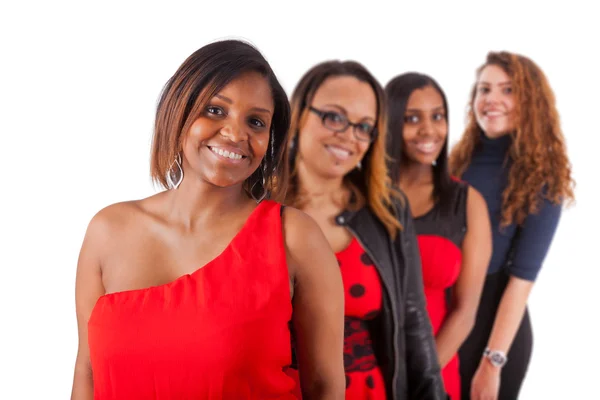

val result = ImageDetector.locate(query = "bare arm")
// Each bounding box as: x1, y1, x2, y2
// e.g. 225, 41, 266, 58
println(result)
471, 277, 533, 400
71, 214, 109, 400
484, 276, 533, 355
435, 187, 492, 366
283, 207, 345, 400
471, 198, 562, 399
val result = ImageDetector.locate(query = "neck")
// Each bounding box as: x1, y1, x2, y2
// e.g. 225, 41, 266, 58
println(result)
482, 129, 514, 140
479, 129, 513, 157
399, 160, 434, 189
165, 177, 251, 230
295, 160, 348, 209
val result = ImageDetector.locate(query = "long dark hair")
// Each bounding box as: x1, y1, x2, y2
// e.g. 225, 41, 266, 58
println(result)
150, 39, 291, 202
385, 72, 454, 215
286, 60, 402, 237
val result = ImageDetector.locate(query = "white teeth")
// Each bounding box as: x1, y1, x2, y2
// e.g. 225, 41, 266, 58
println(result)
326, 145, 351, 160
209, 146, 243, 160
485, 111, 503, 117
416, 142, 435, 152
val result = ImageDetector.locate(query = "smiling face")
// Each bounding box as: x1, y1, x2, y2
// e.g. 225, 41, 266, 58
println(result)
474, 64, 516, 138
296, 75, 377, 179
181, 71, 274, 188
401, 85, 448, 166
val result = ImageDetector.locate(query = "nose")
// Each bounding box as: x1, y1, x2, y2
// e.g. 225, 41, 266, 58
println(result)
418, 117, 435, 137
219, 117, 248, 142
485, 87, 502, 105
334, 124, 357, 143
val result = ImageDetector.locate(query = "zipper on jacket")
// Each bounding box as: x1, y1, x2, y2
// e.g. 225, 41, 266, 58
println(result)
346, 226, 400, 399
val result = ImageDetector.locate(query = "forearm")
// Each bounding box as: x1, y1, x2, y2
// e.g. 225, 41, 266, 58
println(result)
434, 308, 476, 367
485, 276, 533, 354
302, 381, 345, 400
71, 362, 94, 400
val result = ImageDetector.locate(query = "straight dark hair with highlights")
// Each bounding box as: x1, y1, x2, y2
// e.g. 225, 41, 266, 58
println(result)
385, 73, 454, 216
150, 39, 291, 202
286, 60, 402, 237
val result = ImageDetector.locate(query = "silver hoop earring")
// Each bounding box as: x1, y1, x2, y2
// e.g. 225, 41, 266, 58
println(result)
270, 128, 275, 163
166, 153, 183, 189
356, 160, 362, 170
432, 159, 437, 167
250, 162, 268, 203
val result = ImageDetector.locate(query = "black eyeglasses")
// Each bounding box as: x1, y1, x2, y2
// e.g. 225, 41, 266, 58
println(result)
309, 106, 377, 142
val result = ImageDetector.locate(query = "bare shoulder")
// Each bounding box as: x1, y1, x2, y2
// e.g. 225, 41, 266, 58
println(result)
465, 186, 491, 239
83, 195, 159, 254
87, 201, 141, 236
281, 206, 331, 254
281, 206, 337, 280
466, 186, 487, 215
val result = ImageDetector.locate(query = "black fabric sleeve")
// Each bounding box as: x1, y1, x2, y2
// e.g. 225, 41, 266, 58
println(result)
394, 193, 447, 399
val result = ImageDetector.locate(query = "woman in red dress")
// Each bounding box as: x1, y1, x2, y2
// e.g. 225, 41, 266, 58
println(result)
284, 62, 446, 399
385, 73, 492, 399
70, 40, 346, 400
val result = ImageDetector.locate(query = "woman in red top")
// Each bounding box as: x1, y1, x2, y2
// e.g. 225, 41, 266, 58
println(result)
284, 62, 446, 399
385, 73, 492, 399
70, 40, 345, 400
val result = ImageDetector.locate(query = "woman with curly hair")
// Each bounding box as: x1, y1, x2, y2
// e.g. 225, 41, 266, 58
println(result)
450, 52, 575, 399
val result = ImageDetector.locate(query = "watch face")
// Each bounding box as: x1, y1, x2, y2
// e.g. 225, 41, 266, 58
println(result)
490, 352, 506, 366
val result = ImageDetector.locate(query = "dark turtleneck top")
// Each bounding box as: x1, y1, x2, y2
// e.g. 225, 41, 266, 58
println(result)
462, 132, 562, 281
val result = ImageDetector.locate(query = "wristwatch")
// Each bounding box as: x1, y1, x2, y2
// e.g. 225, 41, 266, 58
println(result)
483, 348, 508, 368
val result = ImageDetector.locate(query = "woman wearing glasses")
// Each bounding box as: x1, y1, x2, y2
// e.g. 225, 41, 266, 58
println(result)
284, 61, 446, 400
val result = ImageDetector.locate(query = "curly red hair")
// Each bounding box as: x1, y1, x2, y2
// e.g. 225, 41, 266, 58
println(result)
450, 51, 575, 226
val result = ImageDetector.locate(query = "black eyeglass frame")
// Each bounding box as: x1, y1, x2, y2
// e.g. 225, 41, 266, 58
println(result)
308, 106, 377, 142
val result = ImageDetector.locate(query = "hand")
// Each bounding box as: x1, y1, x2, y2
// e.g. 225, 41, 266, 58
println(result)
470, 360, 500, 400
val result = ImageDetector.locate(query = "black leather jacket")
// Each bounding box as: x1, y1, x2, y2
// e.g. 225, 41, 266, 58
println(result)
335, 193, 446, 399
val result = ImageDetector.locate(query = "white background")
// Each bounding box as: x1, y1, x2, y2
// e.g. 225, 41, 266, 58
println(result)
1, 1, 598, 398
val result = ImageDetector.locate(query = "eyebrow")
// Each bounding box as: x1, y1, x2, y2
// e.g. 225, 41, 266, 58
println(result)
406, 106, 445, 112
250, 107, 272, 115
477, 81, 512, 86
215, 94, 232, 103
321, 103, 376, 122
215, 94, 272, 115
322, 103, 347, 113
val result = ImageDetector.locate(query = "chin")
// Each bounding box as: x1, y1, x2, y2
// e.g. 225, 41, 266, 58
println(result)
203, 174, 246, 188
321, 164, 353, 179
483, 122, 512, 137
486, 129, 510, 138
411, 155, 437, 167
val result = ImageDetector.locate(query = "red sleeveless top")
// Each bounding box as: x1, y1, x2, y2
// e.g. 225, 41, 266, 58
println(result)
286, 237, 386, 399
88, 200, 296, 399
414, 181, 468, 400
